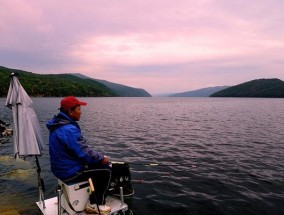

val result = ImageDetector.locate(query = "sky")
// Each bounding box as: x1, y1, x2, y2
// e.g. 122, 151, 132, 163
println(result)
1, 0, 284, 95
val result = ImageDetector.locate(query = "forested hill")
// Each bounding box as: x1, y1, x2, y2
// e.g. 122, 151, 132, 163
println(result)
72, 73, 151, 97
210, 79, 284, 98
0, 66, 116, 97
169, 86, 229, 97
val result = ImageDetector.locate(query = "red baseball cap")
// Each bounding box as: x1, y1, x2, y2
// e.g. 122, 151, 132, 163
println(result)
60, 96, 87, 111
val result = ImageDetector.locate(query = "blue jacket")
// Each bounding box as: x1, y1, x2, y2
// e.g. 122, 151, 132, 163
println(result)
46, 112, 104, 180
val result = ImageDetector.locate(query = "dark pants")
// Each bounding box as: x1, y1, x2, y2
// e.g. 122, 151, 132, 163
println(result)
64, 164, 112, 205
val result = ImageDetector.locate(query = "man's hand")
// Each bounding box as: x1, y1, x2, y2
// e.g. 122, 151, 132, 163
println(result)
101, 155, 110, 164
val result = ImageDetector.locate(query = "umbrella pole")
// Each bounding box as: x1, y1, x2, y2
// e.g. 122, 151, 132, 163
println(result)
36, 156, 46, 209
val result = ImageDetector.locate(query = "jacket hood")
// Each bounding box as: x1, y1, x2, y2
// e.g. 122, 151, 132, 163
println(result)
46, 112, 78, 131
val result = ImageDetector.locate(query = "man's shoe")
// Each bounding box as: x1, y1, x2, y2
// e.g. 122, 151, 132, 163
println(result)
86, 203, 111, 214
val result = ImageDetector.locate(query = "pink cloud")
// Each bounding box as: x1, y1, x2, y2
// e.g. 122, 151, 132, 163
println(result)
1, 0, 284, 94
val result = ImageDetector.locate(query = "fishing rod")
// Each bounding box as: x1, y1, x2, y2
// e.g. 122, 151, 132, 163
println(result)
111, 167, 197, 186
108, 161, 198, 200
111, 161, 197, 168
131, 166, 198, 184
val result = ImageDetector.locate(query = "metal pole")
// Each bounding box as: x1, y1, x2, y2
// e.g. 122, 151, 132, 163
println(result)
120, 187, 125, 215
120, 187, 124, 207
57, 188, 62, 215
36, 156, 46, 208
40, 187, 46, 209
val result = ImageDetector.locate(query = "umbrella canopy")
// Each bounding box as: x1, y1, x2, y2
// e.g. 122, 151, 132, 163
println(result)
5, 74, 45, 158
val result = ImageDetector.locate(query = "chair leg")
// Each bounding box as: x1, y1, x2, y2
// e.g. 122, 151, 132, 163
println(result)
57, 186, 62, 215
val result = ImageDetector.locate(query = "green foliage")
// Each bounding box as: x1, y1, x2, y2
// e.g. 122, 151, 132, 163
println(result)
72, 74, 152, 97
210, 79, 284, 98
0, 66, 116, 97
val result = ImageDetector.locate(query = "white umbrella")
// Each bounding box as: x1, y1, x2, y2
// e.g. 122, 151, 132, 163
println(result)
5, 73, 46, 207
5, 74, 45, 158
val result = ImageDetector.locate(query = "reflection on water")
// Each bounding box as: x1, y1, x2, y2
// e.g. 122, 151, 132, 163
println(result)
0, 168, 36, 180
0, 97, 284, 215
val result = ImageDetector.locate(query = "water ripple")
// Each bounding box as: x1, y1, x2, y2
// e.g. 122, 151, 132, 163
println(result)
1, 97, 284, 215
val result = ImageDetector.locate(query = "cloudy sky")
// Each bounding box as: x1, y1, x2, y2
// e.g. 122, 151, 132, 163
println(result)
1, 0, 284, 94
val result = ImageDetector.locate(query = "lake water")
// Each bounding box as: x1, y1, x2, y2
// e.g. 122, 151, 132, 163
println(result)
0, 97, 284, 215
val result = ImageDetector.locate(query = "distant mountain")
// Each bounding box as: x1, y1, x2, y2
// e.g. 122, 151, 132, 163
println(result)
169, 86, 230, 97
72, 73, 152, 97
0, 66, 115, 97
152, 93, 173, 97
210, 78, 284, 98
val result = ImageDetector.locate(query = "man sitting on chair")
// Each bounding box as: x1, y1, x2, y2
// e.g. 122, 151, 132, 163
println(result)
46, 96, 111, 214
